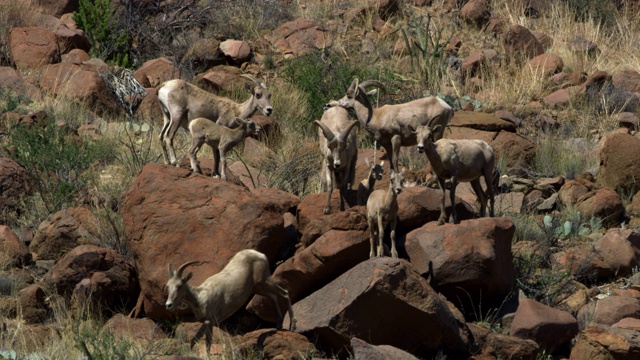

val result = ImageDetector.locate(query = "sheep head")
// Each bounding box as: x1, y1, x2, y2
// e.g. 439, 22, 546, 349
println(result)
165, 261, 203, 311
365, 157, 385, 181
233, 117, 261, 137
314, 120, 360, 170
337, 78, 386, 124
410, 124, 442, 153
389, 168, 406, 195
241, 74, 273, 116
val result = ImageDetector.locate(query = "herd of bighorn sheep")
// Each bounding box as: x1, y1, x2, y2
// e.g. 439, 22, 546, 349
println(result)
155, 75, 497, 351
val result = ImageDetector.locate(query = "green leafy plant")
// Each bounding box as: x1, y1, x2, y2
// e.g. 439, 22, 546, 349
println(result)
395, 15, 452, 94
74, 0, 132, 67
7, 120, 113, 214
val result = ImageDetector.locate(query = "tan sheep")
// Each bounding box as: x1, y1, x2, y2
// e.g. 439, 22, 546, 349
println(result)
411, 124, 496, 225
165, 249, 295, 352
315, 106, 360, 214
158, 74, 272, 166
188, 117, 260, 181
367, 168, 405, 258
326, 78, 453, 173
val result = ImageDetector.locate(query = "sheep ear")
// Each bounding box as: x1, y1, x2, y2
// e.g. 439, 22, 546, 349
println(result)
184, 272, 193, 282
365, 157, 370, 167
407, 124, 416, 133
167, 263, 173, 277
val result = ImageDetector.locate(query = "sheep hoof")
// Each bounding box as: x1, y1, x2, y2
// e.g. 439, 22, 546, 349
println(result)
437, 219, 446, 226
323, 208, 330, 214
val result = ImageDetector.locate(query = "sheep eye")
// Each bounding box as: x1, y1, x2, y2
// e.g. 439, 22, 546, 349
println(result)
256, 93, 262, 99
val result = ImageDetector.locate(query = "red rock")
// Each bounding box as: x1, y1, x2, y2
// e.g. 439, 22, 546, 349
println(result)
577, 296, 640, 327
133, 57, 180, 88
0, 225, 31, 268
234, 329, 316, 360
525, 53, 564, 77
503, 25, 544, 61
9, 27, 60, 70
570, 324, 640, 359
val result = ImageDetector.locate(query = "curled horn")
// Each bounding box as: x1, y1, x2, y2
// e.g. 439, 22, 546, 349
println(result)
337, 120, 360, 142
172, 261, 203, 277
314, 120, 336, 142
347, 78, 359, 95
240, 74, 262, 87
359, 80, 386, 95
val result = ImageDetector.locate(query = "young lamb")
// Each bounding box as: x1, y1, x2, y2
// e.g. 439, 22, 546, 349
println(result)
158, 74, 272, 166
165, 249, 295, 352
188, 117, 260, 181
326, 78, 453, 172
410, 124, 496, 225
357, 158, 385, 206
315, 106, 360, 214
367, 167, 405, 258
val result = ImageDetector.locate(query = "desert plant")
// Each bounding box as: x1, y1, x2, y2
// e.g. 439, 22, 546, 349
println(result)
74, 0, 132, 67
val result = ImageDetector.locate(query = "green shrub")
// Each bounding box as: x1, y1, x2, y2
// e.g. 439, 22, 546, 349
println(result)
74, 0, 132, 67
7, 120, 114, 214
565, 0, 619, 29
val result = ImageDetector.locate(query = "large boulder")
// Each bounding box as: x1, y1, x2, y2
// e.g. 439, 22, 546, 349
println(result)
0, 157, 36, 219
247, 210, 370, 321
293, 257, 470, 358
0, 225, 31, 268
133, 57, 180, 88
234, 329, 316, 360
599, 131, 640, 194
397, 187, 475, 234
29, 207, 102, 261
268, 19, 333, 57
503, 24, 544, 61
351, 337, 420, 360
575, 187, 624, 228
120, 164, 288, 320
592, 228, 640, 278
450, 111, 517, 133
40, 245, 138, 314
509, 298, 579, 354
296, 190, 358, 233
570, 324, 640, 360
577, 295, 640, 328
404, 217, 516, 312
9, 27, 60, 70
0, 67, 44, 101
460, 0, 491, 27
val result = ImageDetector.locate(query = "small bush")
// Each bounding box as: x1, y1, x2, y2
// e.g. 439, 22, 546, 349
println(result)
565, 0, 619, 29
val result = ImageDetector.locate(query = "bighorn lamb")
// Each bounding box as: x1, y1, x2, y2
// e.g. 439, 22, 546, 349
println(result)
165, 249, 295, 352
367, 168, 405, 258
357, 158, 384, 206
411, 124, 496, 225
315, 106, 360, 214
326, 78, 453, 172
188, 117, 260, 180
158, 74, 272, 165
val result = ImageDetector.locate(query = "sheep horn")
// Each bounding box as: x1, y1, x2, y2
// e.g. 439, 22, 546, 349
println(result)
359, 80, 386, 95
176, 261, 202, 277
314, 120, 336, 142
240, 74, 261, 87
337, 120, 360, 142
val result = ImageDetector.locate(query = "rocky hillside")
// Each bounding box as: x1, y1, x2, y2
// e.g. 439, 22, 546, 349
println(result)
1, 0, 640, 359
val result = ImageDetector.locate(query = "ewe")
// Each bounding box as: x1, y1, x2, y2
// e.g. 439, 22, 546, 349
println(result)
411, 124, 496, 225
158, 74, 272, 166
326, 78, 453, 172
188, 117, 260, 180
357, 158, 385, 206
315, 106, 360, 214
367, 168, 405, 258
165, 249, 295, 352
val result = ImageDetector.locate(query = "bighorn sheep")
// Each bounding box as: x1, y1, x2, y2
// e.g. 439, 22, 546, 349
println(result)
165, 249, 295, 352
326, 78, 453, 172
367, 168, 405, 258
158, 74, 272, 166
188, 117, 260, 180
314, 106, 360, 214
410, 124, 496, 225
357, 158, 384, 206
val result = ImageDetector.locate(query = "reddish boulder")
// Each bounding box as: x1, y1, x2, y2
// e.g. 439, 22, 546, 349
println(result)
9, 27, 60, 70
219, 39, 252, 64
612, 69, 640, 93
120, 164, 288, 320
599, 131, 640, 194
248, 223, 370, 322
558, 179, 590, 206
570, 324, 640, 359
38, 62, 119, 114
234, 329, 316, 360
61, 48, 90, 64
296, 190, 359, 233
503, 24, 544, 61
509, 298, 579, 354
298, 206, 368, 247
198, 65, 243, 91
269, 19, 333, 57
575, 187, 624, 228
0, 225, 31, 268
0, 156, 35, 217
460, 0, 491, 27
351, 337, 420, 360
550, 243, 610, 281
133, 57, 180, 88
293, 258, 469, 357
41, 245, 138, 314
0, 67, 43, 101
29, 207, 102, 261
577, 295, 640, 328
593, 229, 640, 277
405, 217, 515, 311
103, 313, 164, 343
490, 131, 537, 172
397, 187, 474, 233
525, 53, 564, 77
483, 332, 539, 360
450, 111, 517, 132
18, 284, 49, 324
180, 38, 224, 72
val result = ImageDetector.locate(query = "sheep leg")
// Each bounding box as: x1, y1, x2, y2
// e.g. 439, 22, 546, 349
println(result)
376, 216, 385, 257
437, 177, 448, 225
390, 218, 398, 258
204, 321, 213, 354
159, 108, 172, 165
255, 280, 296, 331
188, 139, 203, 174
470, 178, 487, 217
450, 177, 459, 224
485, 168, 495, 217
220, 149, 228, 181
368, 216, 377, 259
165, 112, 185, 166
324, 170, 336, 214
391, 135, 402, 173
338, 178, 347, 211
383, 144, 395, 173
191, 321, 209, 349
212, 148, 221, 178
